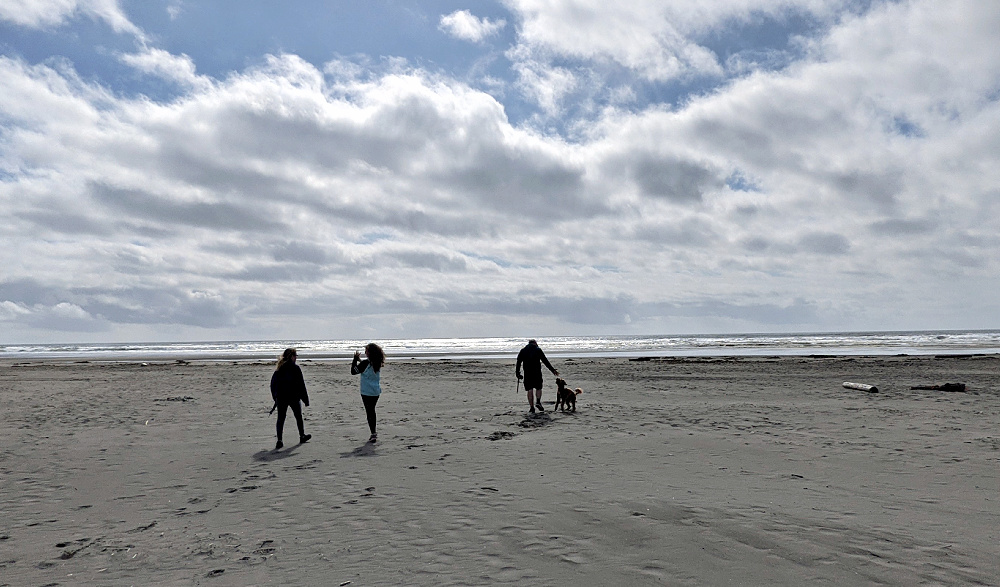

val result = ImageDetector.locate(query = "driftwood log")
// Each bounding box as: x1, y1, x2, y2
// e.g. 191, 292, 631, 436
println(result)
843, 382, 878, 393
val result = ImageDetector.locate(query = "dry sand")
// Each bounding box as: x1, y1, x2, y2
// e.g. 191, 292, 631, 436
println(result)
2, 354, 999, 586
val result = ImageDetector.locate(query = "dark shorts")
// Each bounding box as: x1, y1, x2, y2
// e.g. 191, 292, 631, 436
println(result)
522, 373, 543, 391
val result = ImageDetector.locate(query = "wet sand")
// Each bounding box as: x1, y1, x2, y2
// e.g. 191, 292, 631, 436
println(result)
2, 354, 998, 585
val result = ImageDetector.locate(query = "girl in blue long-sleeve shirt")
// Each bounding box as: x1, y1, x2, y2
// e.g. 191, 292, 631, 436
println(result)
351, 342, 385, 443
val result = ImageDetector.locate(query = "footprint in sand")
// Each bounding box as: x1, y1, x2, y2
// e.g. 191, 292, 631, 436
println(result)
518, 413, 552, 428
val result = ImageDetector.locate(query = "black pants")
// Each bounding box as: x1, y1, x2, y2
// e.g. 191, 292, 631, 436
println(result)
362, 394, 379, 435
276, 401, 304, 441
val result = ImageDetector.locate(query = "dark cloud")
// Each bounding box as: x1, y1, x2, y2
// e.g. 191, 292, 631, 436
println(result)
740, 236, 773, 253
367, 293, 822, 328
629, 156, 722, 203
828, 169, 903, 208
542, 296, 636, 325
0, 281, 238, 329
432, 295, 638, 326
152, 144, 305, 203
388, 250, 469, 272
270, 240, 334, 264
25, 306, 108, 333
169, 107, 420, 178
371, 207, 492, 237
740, 232, 850, 257
89, 182, 284, 232
653, 298, 820, 325
868, 218, 933, 236
16, 209, 109, 235
797, 232, 850, 255
80, 286, 239, 328
632, 217, 719, 246
0, 278, 67, 306
223, 263, 329, 283
689, 116, 778, 168
445, 143, 594, 221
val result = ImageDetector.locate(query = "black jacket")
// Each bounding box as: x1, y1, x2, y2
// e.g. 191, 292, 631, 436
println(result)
270, 364, 309, 406
516, 342, 556, 378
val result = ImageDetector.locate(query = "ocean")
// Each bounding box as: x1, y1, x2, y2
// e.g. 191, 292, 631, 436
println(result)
3, 330, 1000, 361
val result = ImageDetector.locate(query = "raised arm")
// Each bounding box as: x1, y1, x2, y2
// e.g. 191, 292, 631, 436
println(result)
352, 353, 370, 375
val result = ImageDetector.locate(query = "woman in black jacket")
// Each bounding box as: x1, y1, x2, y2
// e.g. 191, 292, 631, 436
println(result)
270, 348, 311, 450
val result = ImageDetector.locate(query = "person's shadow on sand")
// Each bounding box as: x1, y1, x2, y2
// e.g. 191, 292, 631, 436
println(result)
340, 442, 377, 458
252, 443, 306, 462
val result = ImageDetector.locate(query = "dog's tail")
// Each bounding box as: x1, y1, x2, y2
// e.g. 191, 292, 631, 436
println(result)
574, 388, 583, 395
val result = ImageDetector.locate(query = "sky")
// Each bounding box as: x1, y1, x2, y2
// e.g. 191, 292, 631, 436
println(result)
1, 0, 999, 344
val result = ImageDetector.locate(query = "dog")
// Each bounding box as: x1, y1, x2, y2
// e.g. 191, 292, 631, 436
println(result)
554, 378, 583, 412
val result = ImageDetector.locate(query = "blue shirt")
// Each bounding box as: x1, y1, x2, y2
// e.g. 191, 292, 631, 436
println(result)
360, 363, 381, 396
353, 357, 382, 396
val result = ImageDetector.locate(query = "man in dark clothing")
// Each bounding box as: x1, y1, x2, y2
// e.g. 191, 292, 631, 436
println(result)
515, 339, 559, 414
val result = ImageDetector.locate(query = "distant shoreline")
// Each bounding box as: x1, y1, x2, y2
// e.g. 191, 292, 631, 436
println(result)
4, 351, 1000, 367
4, 330, 999, 363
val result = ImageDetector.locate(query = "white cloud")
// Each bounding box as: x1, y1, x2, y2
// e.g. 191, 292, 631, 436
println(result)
506, 0, 721, 81
119, 47, 211, 91
166, 1, 183, 20
0, 0, 88, 27
508, 45, 578, 116
499, 0, 856, 109
0, 0, 144, 38
50, 302, 91, 319
0, 298, 104, 332
505, 0, 849, 116
0, 301, 31, 321
0, 52, 602, 338
439, 9, 506, 43
1, 0, 999, 340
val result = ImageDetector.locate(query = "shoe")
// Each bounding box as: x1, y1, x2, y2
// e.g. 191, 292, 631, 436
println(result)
275, 440, 283, 450
369, 434, 378, 443
536, 403, 544, 411
529, 407, 535, 414
299, 434, 311, 444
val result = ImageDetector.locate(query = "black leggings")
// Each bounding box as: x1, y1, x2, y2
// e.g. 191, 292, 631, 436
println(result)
276, 401, 304, 441
362, 394, 379, 435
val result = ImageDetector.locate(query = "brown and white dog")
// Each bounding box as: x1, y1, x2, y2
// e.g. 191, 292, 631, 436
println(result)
554, 378, 583, 412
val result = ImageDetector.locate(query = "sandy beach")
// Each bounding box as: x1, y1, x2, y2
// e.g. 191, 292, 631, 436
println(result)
2, 354, 998, 586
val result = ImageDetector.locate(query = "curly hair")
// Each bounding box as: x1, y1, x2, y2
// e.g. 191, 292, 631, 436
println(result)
365, 343, 385, 372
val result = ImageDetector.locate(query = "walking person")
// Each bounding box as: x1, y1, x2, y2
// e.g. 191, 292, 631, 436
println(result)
270, 348, 311, 450
352, 342, 385, 443
516, 339, 559, 414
